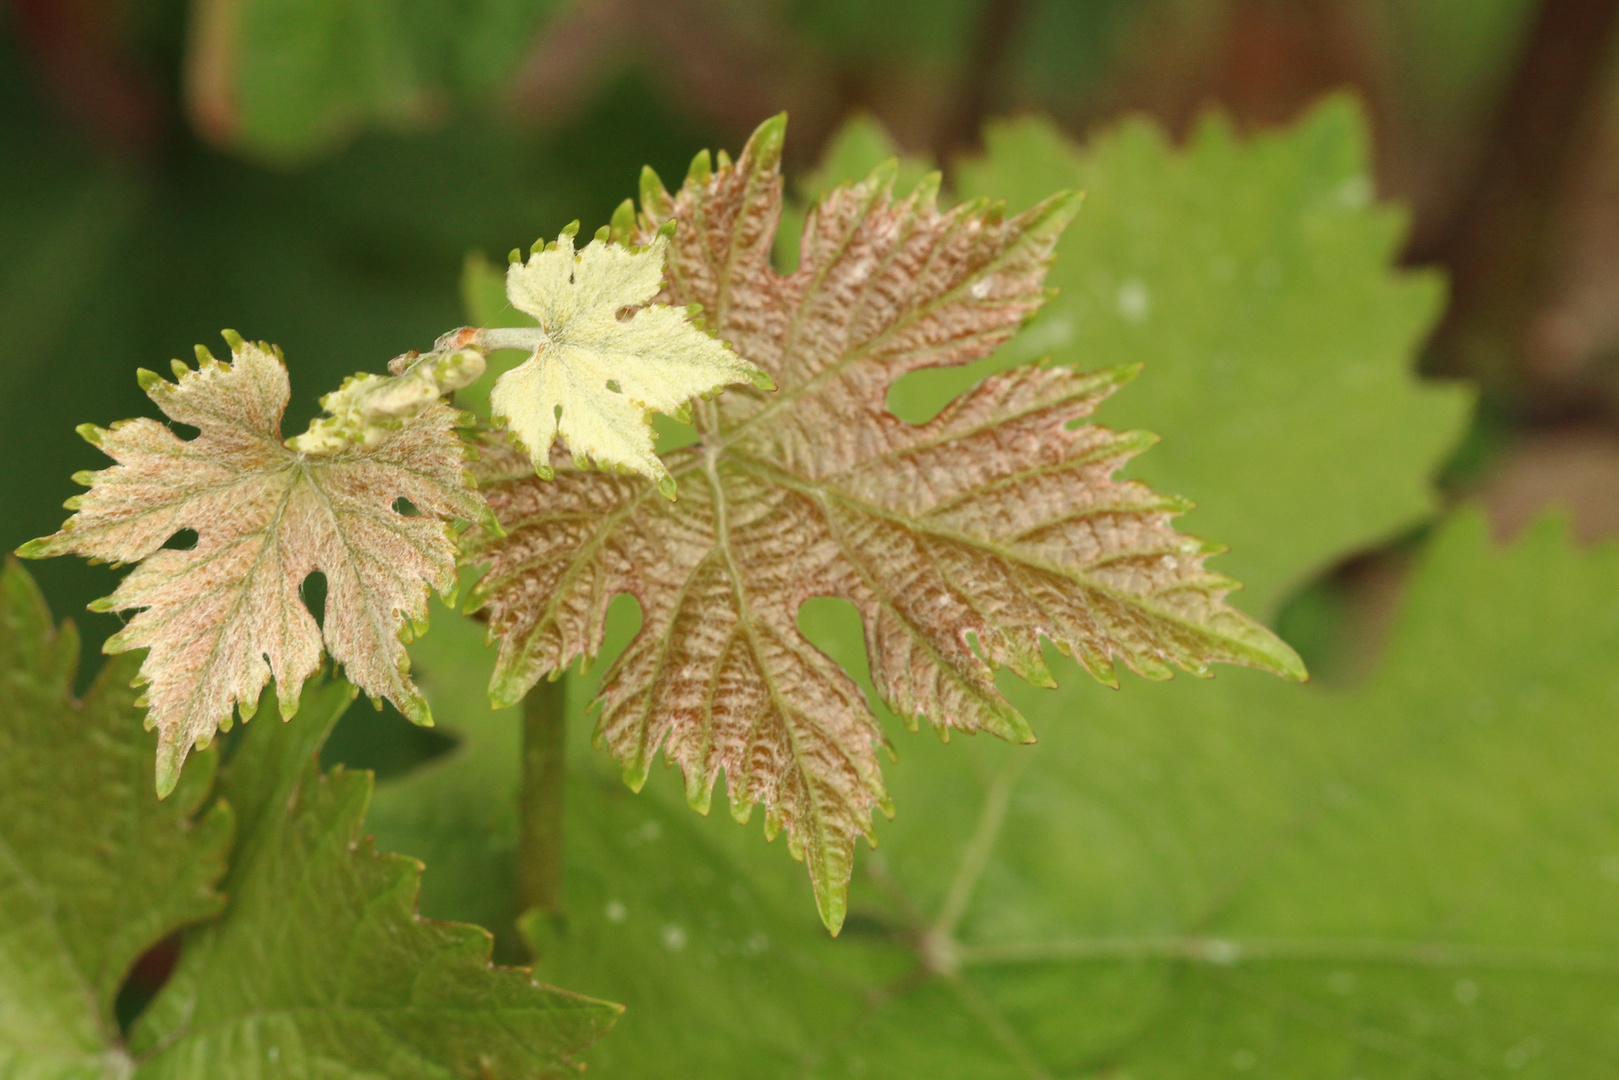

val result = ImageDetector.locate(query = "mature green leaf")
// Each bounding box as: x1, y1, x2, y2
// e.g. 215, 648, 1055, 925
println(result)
362, 104, 1504, 1074
524, 510, 1619, 1077
185, 0, 565, 164
0, 560, 231, 1080
19, 336, 489, 796
362, 593, 899, 1074
939, 97, 1473, 615
523, 749, 905, 1078
465, 115, 1301, 932
128, 678, 619, 1078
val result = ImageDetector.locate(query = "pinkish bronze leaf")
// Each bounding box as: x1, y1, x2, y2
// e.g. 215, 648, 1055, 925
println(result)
465, 115, 1303, 932
21, 338, 486, 796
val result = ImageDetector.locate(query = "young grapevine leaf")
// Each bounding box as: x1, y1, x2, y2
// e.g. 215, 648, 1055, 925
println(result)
128, 678, 620, 1078
0, 560, 231, 1079
528, 512, 1619, 1077
947, 98, 1473, 615
464, 115, 1304, 932
17, 335, 489, 796
487, 225, 771, 498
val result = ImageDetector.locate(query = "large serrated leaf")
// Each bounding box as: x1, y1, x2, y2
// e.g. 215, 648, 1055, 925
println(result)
128, 679, 619, 1078
370, 107, 1589, 1075
464, 115, 1302, 931
365, 593, 527, 960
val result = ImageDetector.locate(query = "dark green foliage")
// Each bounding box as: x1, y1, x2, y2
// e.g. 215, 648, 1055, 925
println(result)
0, 560, 231, 1078
0, 561, 617, 1078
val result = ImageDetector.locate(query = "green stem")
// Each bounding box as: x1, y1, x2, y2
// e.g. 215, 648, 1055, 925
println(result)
518, 676, 568, 917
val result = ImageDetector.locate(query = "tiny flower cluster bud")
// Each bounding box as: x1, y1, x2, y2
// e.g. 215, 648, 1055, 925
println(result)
287, 347, 486, 454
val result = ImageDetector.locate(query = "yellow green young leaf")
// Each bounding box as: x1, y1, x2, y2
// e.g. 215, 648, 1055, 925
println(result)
17, 336, 488, 796
486, 224, 772, 499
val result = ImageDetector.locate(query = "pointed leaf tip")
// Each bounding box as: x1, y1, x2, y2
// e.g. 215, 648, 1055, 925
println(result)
1274, 639, 1309, 683
814, 877, 848, 936
639, 164, 669, 209
154, 741, 184, 800
609, 198, 637, 240
746, 112, 788, 164
864, 157, 900, 192
686, 149, 712, 184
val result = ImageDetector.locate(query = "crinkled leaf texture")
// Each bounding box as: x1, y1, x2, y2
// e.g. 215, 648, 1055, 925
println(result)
129, 678, 619, 1078
491, 228, 770, 496
19, 337, 488, 796
0, 559, 232, 1080
464, 115, 1304, 932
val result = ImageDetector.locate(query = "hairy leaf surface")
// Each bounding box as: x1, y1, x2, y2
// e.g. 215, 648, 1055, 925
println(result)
465, 116, 1303, 930
0, 560, 232, 1080
772, 114, 935, 274
129, 679, 620, 1078
19, 337, 487, 795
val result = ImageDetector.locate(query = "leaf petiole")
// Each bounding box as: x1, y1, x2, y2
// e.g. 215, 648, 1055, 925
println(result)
518, 675, 569, 930
479, 326, 553, 353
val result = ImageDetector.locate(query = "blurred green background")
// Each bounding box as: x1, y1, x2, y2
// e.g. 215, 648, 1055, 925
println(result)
7, 0, 1619, 671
